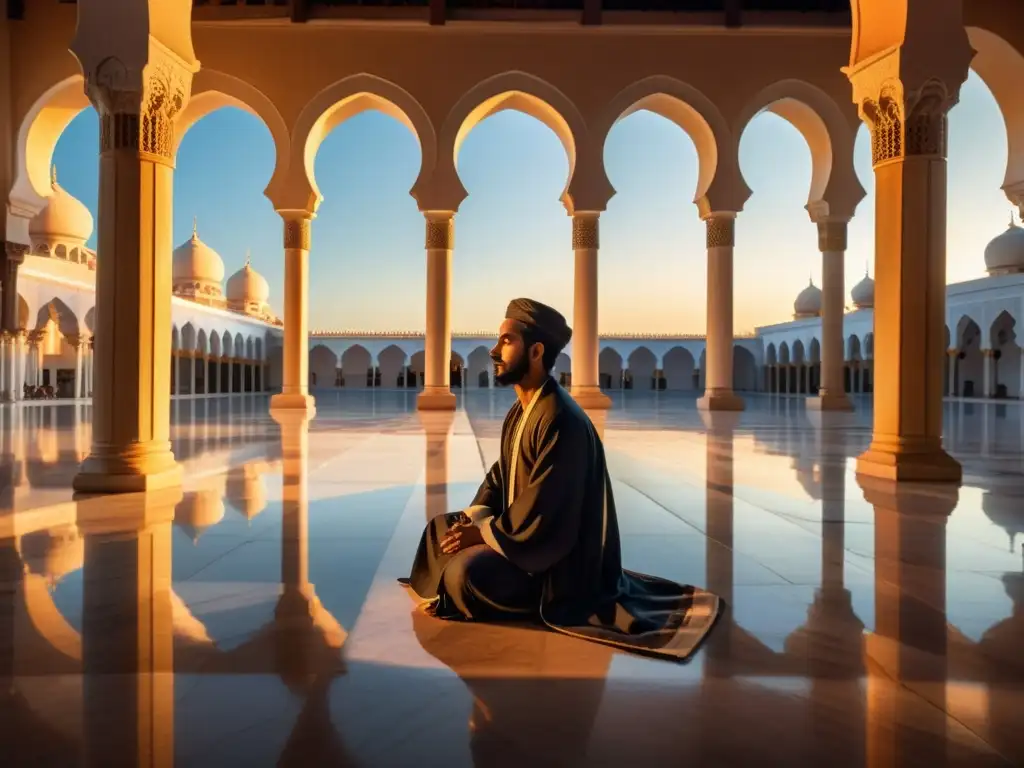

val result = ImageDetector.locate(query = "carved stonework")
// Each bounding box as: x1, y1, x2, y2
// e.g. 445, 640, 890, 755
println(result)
284, 218, 312, 250
858, 79, 956, 167
817, 221, 848, 253
425, 217, 454, 251
87, 43, 194, 161
572, 215, 599, 250
706, 217, 735, 249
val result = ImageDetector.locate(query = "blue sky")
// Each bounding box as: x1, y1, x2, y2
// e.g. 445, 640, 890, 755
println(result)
52, 71, 1009, 335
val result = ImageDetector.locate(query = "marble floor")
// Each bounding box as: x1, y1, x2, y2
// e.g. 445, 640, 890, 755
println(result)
1, 390, 1023, 766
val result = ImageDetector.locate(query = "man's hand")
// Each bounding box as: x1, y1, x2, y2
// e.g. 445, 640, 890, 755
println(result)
441, 523, 485, 555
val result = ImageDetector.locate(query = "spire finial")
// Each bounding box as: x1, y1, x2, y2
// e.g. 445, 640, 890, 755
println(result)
245, 249, 251, 267
192, 217, 198, 238
50, 164, 57, 186
1011, 210, 1017, 228
809, 273, 813, 287
865, 260, 869, 278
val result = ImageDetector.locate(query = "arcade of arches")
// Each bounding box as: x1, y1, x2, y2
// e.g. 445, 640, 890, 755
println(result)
1, 0, 1022, 495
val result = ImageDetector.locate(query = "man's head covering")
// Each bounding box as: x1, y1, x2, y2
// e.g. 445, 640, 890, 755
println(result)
505, 298, 572, 354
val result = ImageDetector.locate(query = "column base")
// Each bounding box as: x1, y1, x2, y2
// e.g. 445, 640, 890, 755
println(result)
417, 387, 457, 411
697, 391, 745, 412
73, 449, 183, 495
855, 440, 962, 483
570, 386, 611, 410
270, 392, 317, 417
806, 392, 854, 412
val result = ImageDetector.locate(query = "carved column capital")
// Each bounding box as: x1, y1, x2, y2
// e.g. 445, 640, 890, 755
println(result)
425, 213, 454, 251
282, 215, 312, 250
3, 241, 28, 263
705, 215, 735, 249
571, 213, 600, 250
817, 220, 848, 253
83, 41, 196, 163
27, 330, 45, 346
850, 75, 961, 167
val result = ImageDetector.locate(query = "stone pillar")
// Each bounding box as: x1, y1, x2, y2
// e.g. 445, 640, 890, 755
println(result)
698, 214, 744, 411
982, 349, 994, 398
270, 213, 316, 414
27, 330, 43, 387
77, 488, 181, 768
1019, 347, 1024, 400
9, 330, 25, 401
70, 334, 85, 399
1, 242, 25, 336
946, 348, 957, 397
809, 220, 853, 411
417, 212, 456, 411
85, 337, 94, 397
569, 213, 610, 410
71, 10, 198, 493
845, 7, 971, 482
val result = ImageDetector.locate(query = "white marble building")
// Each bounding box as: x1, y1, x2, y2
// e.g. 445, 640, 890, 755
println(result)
757, 216, 1024, 400
5, 171, 283, 401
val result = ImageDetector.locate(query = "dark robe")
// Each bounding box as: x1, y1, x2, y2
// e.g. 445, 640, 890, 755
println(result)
406, 377, 721, 662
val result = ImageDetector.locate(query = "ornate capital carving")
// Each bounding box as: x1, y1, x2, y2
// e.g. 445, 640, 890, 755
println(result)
572, 215, 599, 251
425, 215, 454, 251
817, 221, 848, 253
283, 217, 312, 250
27, 330, 46, 345
85, 41, 195, 162
854, 78, 957, 167
3, 241, 28, 263
705, 216, 735, 249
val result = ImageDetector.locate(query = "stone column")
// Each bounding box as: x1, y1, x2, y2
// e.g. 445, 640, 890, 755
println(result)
27, 330, 43, 387
845, 10, 971, 482
1019, 348, 1024, 400
71, 17, 198, 493
946, 348, 957, 396
10, 330, 25, 401
809, 220, 853, 411
982, 349, 994, 398
698, 214, 744, 411
569, 213, 611, 410
85, 337, 94, 397
270, 213, 316, 415
418, 212, 456, 411
77, 488, 181, 768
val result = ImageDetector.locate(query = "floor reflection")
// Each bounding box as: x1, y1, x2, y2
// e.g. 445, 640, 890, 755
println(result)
0, 391, 1022, 765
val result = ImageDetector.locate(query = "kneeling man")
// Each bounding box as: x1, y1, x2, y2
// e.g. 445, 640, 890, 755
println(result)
405, 298, 720, 660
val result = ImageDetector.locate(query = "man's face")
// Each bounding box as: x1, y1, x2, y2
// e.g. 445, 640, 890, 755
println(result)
490, 318, 534, 386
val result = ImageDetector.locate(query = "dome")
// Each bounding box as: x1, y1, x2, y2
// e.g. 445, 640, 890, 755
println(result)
984, 214, 1024, 276
173, 221, 225, 292
28, 167, 94, 245
850, 271, 874, 309
174, 489, 225, 543
793, 278, 822, 319
227, 253, 271, 305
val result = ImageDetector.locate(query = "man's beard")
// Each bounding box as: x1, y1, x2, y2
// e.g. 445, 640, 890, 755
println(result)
493, 351, 530, 386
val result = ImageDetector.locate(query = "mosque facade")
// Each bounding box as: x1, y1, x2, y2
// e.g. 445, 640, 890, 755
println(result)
5, 170, 283, 401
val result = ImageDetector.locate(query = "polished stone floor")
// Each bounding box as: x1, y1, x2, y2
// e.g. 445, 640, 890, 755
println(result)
1, 390, 1023, 766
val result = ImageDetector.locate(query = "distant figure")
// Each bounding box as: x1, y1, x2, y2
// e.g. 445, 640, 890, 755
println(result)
403, 298, 720, 661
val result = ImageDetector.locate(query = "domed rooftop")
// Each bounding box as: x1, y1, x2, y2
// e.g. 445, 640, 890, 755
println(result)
227, 252, 271, 306
984, 213, 1024, 276
173, 220, 226, 295
28, 166, 94, 245
851, 269, 874, 309
793, 278, 822, 319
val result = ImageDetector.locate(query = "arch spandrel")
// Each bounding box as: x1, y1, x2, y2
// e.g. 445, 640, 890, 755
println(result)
733, 80, 866, 221
594, 75, 749, 216
965, 27, 1024, 203
284, 74, 436, 215
176, 70, 292, 207
433, 71, 589, 215
10, 75, 91, 219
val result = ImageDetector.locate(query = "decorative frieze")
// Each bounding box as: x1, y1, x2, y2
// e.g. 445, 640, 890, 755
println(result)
705, 216, 735, 249
571, 215, 599, 251
284, 218, 312, 250
86, 43, 195, 162
817, 221, 848, 253
425, 216, 454, 251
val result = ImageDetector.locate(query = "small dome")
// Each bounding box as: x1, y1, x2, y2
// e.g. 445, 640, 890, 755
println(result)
175, 489, 225, 543
28, 167, 94, 245
793, 278, 822, 319
19, 525, 84, 585
984, 214, 1024, 276
851, 271, 875, 309
227, 254, 270, 305
173, 221, 225, 291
